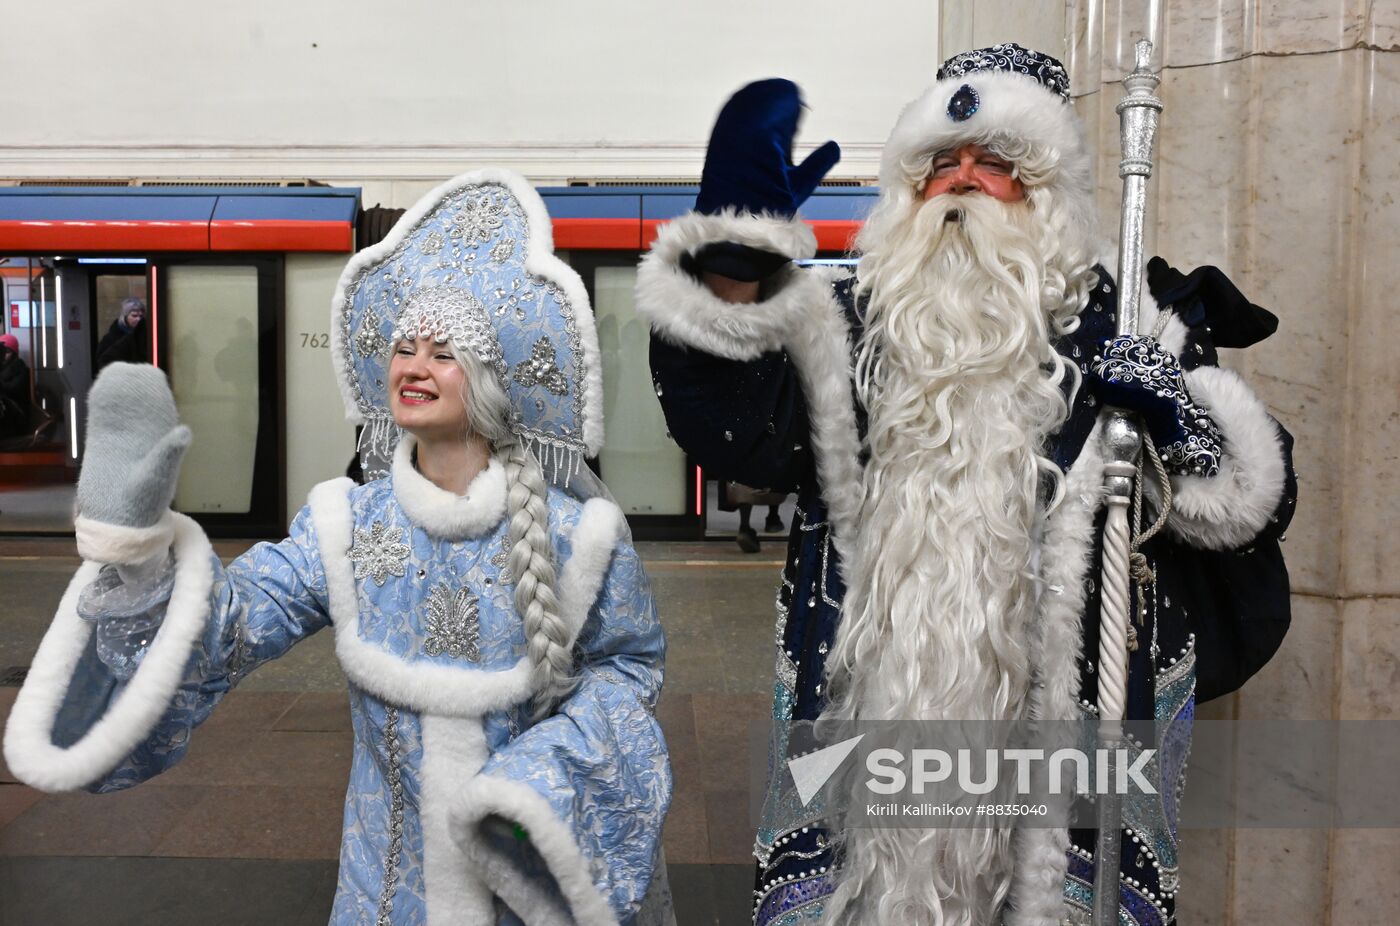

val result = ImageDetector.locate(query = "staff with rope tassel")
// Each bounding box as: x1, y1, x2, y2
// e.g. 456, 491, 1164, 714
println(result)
1093, 37, 1163, 923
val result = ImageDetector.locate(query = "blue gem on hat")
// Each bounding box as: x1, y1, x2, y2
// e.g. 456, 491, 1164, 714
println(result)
937, 42, 1071, 101
947, 84, 979, 122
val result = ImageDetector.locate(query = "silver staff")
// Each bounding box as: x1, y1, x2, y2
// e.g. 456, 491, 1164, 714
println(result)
1093, 37, 1162, 924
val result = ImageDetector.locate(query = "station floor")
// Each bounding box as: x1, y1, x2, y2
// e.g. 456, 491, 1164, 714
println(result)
0, 535, 795, 926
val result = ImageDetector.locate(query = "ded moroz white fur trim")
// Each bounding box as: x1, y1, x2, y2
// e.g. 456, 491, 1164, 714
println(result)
308, 479, 626, 717
637, 210, 825, 363
557, 498, 628, 646
330, 168, 607, 455
420, 714, 496, 925
451, 773, 621, 926
73, 511, 177, 566
1166, 365, 1287, 550
1006, 421, 1107, 924
883, 71, 1095, 242
3, 513, 214, 793
392, 435, 507, 540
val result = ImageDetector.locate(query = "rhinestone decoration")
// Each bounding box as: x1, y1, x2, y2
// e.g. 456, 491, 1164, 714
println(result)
512, 337, 569, 395
449, 196, 507, 244
349, 521, 412, 586
422, 583, 481, 661
490, 545, 514, 585
489, 237, 516, 263
376, 707, 404, 925
420, 230, 444, 256
355, 306, 389, 359
391, 285, 508, 382
947, 84, 980, 122
936, 41, 1071, 100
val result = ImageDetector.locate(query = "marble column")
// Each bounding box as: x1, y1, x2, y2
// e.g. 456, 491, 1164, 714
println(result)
1064, 0, 1400, 922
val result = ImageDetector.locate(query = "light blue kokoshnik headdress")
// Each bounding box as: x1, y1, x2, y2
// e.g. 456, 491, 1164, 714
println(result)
330, 169, 604, 483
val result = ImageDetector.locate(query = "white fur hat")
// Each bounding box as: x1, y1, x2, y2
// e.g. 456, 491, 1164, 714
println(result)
880, 43, 1093, 215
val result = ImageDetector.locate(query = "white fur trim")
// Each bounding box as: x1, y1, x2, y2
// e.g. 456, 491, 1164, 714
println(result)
1166, 366, 1287, 550
557, 498, 628, 647
73, 511, 176, 566
420, 714, 495, 925
637, 211, 825, 362
1006, 421, 1106, 923
3, 514, 214, 792
308, 478, 538, 717
330, 168, 606, 455
392, 435, 507, 539
452, 774, 620, 926
777, 272, 865, 566
882, 72, 1094, 239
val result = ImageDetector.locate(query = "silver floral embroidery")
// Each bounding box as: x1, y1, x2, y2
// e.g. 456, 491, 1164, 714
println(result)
423, 583, 481, 661
489, 237, 516, 263
513, 337, 569, 396
420, 230, 444, 255
376, 707, 404, 925
449, 197, 506, 245
349, 522, 411, 586
355, 306, 389, 359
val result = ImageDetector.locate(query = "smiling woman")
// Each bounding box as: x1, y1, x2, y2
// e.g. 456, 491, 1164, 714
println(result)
3, 170, 675, 926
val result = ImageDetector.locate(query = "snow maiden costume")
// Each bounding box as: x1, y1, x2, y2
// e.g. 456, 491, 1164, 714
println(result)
4, 171, 673, 926
637, 48, 1295, 925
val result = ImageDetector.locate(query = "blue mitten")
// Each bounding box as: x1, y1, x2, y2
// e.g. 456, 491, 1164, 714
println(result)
75, 363, 192, 562
1088, 335, 1224, 477
691, 79, 841, 282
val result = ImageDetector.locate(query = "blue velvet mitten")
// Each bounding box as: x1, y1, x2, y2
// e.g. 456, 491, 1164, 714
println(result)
1088, 335, 1224, 477
690, 79, 841, 282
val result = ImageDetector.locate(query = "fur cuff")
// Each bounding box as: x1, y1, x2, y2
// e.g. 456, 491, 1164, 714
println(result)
637, 210, 825, 362
74, 511, 176, 566
452, 774, 620, 926
3, 513, 214, 792
1165, 365, 1286, 550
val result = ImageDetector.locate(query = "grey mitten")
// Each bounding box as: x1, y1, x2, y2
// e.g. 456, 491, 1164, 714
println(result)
75, 363, 192, 561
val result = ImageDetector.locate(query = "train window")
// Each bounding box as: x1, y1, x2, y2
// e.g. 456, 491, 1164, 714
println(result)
591, 264, 687, 516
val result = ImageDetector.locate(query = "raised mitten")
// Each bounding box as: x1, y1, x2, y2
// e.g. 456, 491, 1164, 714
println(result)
75, 363, 192, 563
690, 79, 841, 283
1088, 335, 1224, 477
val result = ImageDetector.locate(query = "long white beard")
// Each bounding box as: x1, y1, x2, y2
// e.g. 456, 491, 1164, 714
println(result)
818, 192, 1085, 926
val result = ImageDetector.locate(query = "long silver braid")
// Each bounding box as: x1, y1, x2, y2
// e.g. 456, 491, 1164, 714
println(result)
502, 438, 577, 721
433, 341, 577, 721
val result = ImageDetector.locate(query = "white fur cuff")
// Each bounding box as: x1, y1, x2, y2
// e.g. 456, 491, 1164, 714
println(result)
452, 775, 620, 926
3, 513, 214, 792
637, 221, 838, 364
1166, 365, 1287, 550
74, 511, 176, 566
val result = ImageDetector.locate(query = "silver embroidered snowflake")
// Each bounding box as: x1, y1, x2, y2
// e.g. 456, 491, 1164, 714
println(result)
423, 583, 481, 660
348, 521, 411, 586
449, 197, 506, 245
512, 337, 568, 396
355, 307, 389, 359
489, 237, 516, 263
420, 230, 445, 255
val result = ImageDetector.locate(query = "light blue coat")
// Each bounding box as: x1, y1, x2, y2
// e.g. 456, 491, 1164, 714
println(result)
4, 443, 671, 926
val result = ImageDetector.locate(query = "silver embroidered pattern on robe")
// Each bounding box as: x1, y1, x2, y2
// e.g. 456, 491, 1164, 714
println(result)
490, 545, 513, 585
349, 522, 411, 586
376, 707, 405, 925
513, 337, 569, 396
422, 583, 481, 660
489, 237, 516, 263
